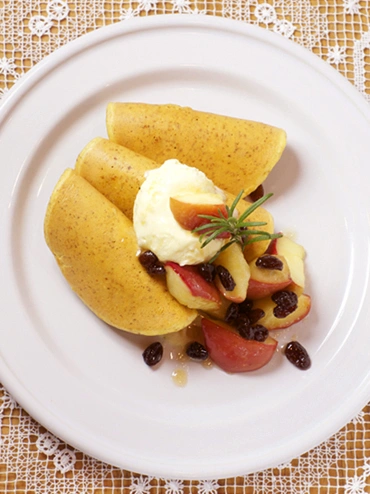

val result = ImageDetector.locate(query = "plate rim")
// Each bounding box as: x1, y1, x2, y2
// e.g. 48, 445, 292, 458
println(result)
1, 14, 370, 123
1, 14, 370, 480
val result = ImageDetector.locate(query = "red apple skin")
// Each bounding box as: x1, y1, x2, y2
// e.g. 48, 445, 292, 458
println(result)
267, 236, 305, 259
169, 197, 229, 237
247, 255, 292, 300
165, 262, 221, 304
201, 318, 278, 373
266, 236, 306, 289
214, 243, 250, 303
247, 278, 292, 300
266, 237, 278, 255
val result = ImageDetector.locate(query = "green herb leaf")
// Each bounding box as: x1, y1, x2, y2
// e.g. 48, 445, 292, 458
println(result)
192, 190, 282, 258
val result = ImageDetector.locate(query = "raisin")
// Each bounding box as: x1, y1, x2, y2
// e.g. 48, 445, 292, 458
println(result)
147, 264, 165, 275
186, 342, 208, 361
216, 265, 236, 291
273, 305, 291, 318
248, 184, 264, 202
272, 290, 298, 318
256, 254, 283, 271
285, 341, 311, 370
143, 342, 163, 367
252, 325, 269, 342
272, 290, 297, 306
139, 250, 158, 269
225, 303, 240, 324
237, 319, 254, 340
247, 308, 265, 324
138, 250, 165, 276
238, 298, 254, 314
234, 313, 251, 327
198, 263, 216, 283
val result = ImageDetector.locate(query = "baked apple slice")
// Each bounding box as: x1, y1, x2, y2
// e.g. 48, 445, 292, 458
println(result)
201, 318, 278, 372
253, 291, 311, 330
224, 192, 275, 262
247, 255, 291, 299
267, 236, 306, 290
214, 243, 250, 303
170, 193, 228, 236
165, 262, 222, 312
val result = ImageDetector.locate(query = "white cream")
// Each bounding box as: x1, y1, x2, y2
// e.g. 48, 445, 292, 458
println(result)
133, 160, 226, 265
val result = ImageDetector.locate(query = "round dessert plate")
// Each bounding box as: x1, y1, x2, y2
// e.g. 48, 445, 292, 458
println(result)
1, 15, 370, 479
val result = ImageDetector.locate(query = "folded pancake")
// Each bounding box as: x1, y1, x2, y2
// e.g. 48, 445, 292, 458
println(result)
75, 137, 157, 220
74, 138, 274, 263
44, 169, 197, 335
106, 103, 286, 196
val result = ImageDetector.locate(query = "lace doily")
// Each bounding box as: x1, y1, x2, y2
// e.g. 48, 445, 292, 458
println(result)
1, 1, 370, 493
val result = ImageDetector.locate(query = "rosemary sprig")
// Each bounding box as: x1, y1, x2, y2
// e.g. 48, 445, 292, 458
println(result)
192, 190, 282, 262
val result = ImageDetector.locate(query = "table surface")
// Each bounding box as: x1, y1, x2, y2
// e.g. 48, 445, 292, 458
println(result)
1, 1, 370, 493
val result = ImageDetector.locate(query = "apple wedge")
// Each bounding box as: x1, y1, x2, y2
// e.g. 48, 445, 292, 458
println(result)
224, 191, 275, 262
247, 255, 292, 299
169, 193, 229, 236
202, 318, 278, 372
253, 292, 311, 330
165, 261, 222, 312
268, 236, 305, 259
44, 169, 197, 335
214, 243, 250, 303
267, 236, 306, 289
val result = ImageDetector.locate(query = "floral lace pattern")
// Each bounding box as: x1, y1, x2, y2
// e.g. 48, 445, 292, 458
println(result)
1, 385, 370, 493
1, 1, 370, 493
0, 0, 369, 101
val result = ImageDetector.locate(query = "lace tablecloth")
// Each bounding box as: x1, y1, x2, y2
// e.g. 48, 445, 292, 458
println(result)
1, 1, 370, 493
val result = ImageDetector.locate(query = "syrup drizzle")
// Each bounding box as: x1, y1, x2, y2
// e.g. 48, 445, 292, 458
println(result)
163, 318, 207, 387
172, 368, 188, 387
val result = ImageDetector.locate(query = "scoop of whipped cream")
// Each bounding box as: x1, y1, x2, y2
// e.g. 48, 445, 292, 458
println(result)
133, 159, 226, 265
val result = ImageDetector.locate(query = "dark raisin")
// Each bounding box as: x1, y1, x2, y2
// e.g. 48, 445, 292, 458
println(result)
252, 325, 269, 342
147, 264, 165, 275
216, 265, 236, 291
272, 290, 298, 318
143, 341, 163, 367
237, 319, 254, 340
247, 308, 265, 324
198, 263, 216, 283
234, 313, 251, 328
272, 290, 297, 306
256, 254, 283, 271
225, 303, 240, 324
139, 250, 165, 276
248, 184, 264, 202
186, 341, 208, 361
238, 298, 254, 314
273, 305, 292, 318
139, 250, 159, 269
285, 341, 311, 370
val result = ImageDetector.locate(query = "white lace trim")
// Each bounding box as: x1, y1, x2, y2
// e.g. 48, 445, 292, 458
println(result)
354, 29, 370, 103
0, 386, 369, 492
0, 0, 368, 103
1, 1, 370, 492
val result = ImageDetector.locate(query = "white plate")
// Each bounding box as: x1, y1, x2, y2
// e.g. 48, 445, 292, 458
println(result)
1, 14, 370, 480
